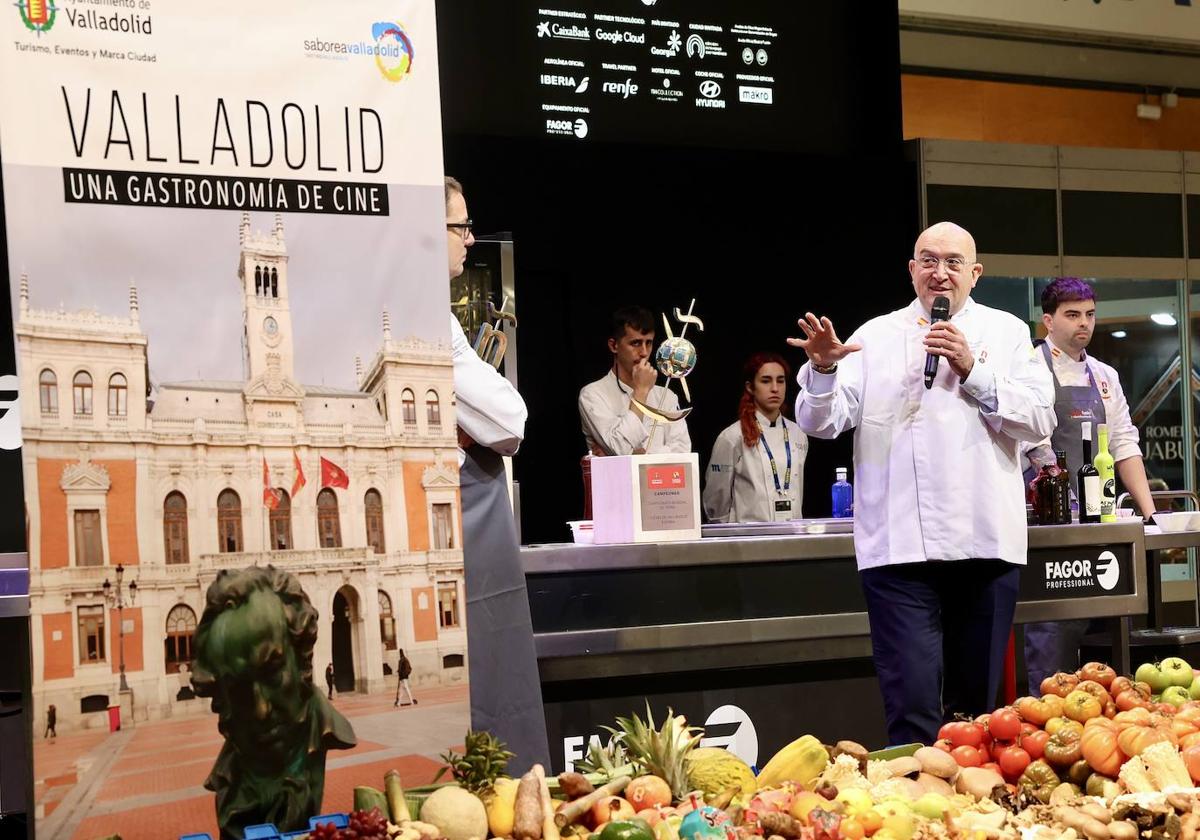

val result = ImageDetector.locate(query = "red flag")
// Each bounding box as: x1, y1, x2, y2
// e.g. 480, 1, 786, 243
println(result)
320, 456, 350, 489
262, 457, 280, 510
291, 450, 307, 498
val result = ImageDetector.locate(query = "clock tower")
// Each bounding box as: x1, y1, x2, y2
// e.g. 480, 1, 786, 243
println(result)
237, 213, 304, 421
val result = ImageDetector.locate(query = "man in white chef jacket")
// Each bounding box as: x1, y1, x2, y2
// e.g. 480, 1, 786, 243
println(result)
790, 221, 1056, 746
446, 176, 550, 772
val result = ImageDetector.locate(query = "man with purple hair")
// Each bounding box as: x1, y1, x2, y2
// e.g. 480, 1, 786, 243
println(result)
1024, 277, 1155, 693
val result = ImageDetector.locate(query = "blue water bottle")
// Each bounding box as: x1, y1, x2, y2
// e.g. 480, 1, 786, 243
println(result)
831, 467, 853, 518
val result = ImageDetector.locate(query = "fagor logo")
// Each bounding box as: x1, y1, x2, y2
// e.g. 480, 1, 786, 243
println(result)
1044, 550, 1121, 592
1096, 550, 1120, 591
17, 0, 56, 33
700, 705, 758, 768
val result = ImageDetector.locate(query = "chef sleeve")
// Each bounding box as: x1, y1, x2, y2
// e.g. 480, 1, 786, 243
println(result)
959, 326, 1056, 444
450, 315, 527, 456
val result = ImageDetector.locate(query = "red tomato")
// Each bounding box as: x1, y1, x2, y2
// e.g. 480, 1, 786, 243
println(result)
1020, 722, 1037, 736
989, 739, 1013, 762
933, 738, 954, 754
952, 745, 984, 767
1020, 730, 1049, 761
940, 721, 985, 749
998, 745, 1032, 780
989, 708, 1023, 742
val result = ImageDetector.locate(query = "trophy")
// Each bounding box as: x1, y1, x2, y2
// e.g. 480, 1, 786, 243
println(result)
631, 299, 703, 450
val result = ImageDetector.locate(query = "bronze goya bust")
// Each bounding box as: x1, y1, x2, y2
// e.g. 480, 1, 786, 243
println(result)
192, 566, 356, 839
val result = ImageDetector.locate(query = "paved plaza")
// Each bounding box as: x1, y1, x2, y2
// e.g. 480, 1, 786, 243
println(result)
34, 684, 469, 840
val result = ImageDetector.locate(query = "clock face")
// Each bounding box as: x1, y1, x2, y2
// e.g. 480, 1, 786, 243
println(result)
264, 317, 278, 336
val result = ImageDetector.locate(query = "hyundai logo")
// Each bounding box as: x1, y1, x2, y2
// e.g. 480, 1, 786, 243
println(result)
699, 80, 721, 98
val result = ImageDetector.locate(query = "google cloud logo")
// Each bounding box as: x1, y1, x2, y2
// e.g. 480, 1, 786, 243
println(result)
372, 21, 414, 82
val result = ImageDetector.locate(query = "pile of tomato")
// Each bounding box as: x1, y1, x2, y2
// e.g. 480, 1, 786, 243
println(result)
929, 661, 1200, 798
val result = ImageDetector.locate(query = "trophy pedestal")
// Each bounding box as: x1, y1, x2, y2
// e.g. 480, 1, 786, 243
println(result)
591, 453, 701, 544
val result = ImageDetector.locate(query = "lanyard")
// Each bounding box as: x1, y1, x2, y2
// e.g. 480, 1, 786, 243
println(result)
759, 420, 791, 494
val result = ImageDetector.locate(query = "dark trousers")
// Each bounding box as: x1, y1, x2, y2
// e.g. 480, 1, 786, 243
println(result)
861, 560, 1020, 746
1024, 619, 1095, 696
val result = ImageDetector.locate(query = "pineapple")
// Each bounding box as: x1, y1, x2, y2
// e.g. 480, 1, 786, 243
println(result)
602, 703, 701, 801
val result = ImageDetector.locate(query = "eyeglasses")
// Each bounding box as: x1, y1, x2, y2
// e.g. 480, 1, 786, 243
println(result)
446, 219, 474, 239
916, 255, 971, 273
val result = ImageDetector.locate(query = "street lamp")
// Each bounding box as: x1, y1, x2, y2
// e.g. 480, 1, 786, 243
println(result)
102, 564, 138, 693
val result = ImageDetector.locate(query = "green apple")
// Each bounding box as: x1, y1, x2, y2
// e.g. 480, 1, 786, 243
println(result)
912, 794, 950, 821
1190, 675, 1200, 700
1136, 661, 1171, 693
1162, 685, 1191, 707
1161, 657, 1195, 688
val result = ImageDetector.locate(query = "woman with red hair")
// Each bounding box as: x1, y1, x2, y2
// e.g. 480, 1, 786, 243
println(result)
703, 352, 809, 522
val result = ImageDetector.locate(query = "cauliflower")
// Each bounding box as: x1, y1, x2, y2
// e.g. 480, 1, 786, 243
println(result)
865, 760, 895, 786
1142, 742, 1192, 791
1118, 756, 1156, 794
819, 754, 871, 791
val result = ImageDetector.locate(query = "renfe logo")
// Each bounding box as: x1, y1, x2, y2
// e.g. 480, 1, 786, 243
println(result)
602, 78, 639, 98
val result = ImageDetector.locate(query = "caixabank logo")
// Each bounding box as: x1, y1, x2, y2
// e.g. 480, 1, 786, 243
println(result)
17, 0, 57, 35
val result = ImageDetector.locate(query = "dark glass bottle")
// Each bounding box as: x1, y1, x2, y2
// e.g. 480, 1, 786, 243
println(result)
1034, 451, 1071, 525
1078, 421, 1101, 524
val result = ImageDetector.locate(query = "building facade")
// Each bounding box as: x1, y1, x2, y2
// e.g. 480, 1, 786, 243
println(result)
18, 214, 466, 730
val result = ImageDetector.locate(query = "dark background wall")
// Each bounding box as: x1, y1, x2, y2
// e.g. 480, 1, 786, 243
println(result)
437, 1, 919, 543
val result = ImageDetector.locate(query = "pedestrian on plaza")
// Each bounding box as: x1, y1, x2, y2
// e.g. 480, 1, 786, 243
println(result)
325, 663, 335, 700
393, 649, 417, 707
44, 704, 56, 739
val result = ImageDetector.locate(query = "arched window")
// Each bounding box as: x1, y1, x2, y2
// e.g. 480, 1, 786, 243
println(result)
164, 604, 197, 674
269, 489, 292, 551
426, 390, 441, 429
73, 371, 93, 416
108, 372, 127, 417
270, 267, 278, 298
39, 369, 58, 414
254, 265, 262, 296
365, 489, 385, 555
317, 488, 342, 548
217, 489, 242, 553
378, 590, 396, 650
163, 491, 189, 565
401, 389, 417, 428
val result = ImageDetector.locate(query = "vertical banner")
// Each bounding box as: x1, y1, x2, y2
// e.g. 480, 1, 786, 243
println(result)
0, 2, 466, 837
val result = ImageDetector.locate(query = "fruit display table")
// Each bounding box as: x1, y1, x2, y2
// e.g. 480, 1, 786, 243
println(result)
522, 521, 1148, 773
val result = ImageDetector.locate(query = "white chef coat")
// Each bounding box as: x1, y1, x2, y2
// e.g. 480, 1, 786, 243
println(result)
795, 297, 1056, 570
704, 412, 809, 522
578, 369, 692, 456
450, 315, 527, 462
1025, 338, 1141, 465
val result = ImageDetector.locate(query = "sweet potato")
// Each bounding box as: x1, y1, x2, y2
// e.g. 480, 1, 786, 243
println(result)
514, 770, 543, 840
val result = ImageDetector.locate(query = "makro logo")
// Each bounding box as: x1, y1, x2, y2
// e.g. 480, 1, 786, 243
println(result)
371, 21, 414, 82
650, 29, 681, 57
602, 78, 639, 98
739, 85, 773, 105
17, 0, 56, 34
596, 28, 645, 45
1044, 550, 1121, 591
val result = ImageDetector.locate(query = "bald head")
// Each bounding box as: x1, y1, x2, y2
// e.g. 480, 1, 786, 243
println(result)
915, 222, 977, 263
909, 221, 982, 315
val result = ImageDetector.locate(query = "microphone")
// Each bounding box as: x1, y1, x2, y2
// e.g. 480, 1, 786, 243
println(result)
924, 295, 951, 390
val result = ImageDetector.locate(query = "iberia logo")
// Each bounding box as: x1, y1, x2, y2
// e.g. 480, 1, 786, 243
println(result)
371, 21, 414, 82
17, 0, 56, 34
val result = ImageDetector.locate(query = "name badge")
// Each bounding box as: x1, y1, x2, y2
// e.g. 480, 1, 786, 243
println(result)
775, 500, 792, 513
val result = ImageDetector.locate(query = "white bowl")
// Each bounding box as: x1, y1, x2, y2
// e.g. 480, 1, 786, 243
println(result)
1152, 511, 1195, 533
1116, 508, 1135, 519
567, 520, 594, 544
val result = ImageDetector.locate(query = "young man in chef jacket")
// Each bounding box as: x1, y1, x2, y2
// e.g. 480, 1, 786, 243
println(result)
578, 306, 692, 456
1022, 278, 1155, 695
789, 221, 1056, 746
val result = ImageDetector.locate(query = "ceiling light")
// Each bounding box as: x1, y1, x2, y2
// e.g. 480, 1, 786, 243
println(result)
1111, 330, 1127, 339
1151, 313, 1177, 326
